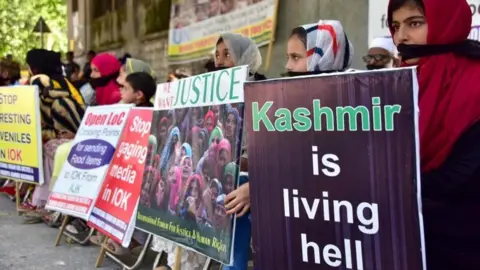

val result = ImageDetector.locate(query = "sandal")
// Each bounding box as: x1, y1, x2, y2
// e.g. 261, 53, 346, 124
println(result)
104, 239, 130, 256
43, 212, 62, 228
23, 215, 43, 224
18, 201, 37, 212
24, 208, 49, 218
67, 219, 88, 234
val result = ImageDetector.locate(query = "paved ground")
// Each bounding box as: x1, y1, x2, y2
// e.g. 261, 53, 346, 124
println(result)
0, 194, 237, 270
0, 195, 150, 270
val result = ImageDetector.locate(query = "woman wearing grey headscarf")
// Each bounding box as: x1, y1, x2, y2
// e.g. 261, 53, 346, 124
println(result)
214, 33, 267, 81
214, 32, 262, 270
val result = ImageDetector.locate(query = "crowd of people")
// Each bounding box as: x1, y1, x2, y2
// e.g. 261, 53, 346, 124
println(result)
0, 0, 480, 269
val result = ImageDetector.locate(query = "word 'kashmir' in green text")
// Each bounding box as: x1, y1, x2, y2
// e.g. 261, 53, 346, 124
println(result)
252, 97, 402, 132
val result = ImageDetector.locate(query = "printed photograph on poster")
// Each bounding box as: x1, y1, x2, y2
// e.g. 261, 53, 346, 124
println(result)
136, 66, 248, 264
137, 105, 242, 263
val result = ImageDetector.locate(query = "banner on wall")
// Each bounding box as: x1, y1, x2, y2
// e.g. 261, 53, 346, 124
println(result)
168, 0, 278, 63
0, 86, 44, 184
135, 66, 248, 264
46, 104, 133, 220
88, 108, 154, 248
368, 0, 480, 43
244, 68, 426, 269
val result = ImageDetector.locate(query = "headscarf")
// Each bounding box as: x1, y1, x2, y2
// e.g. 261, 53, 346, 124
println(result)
209, 126, 224, 145
159, 117, 168, 127
224, 162, 238, 178
190, 126, 209, 155
168, 166, 182, 210
204, 110, 216, 133
216, 33, 262, 76
223, 162, 237, 194
388, 0, 480, 172
91, 54, 121, 105
195, 155, 215, 176
226, 107, 241, 144
181, 142, 193, 158
216, 139, 232, 162
26, 49, 63, 76
147, 135, 158, 164
149, 134, 158, 148
124, 58, 156, 80
186, 174, 205, 196
210, 179, 223, 195
181, 173, 203, 218
300, 20, 354, 72
160, 127, 181, 171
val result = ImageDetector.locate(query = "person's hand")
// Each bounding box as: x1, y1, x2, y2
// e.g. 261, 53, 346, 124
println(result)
225, 183, 250, 217
187, 197, 196, 213
175, 143, 181, 157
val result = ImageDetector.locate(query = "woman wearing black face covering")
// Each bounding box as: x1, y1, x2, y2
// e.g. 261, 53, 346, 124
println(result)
26, 49, 85, 142
285, 20, 354, 77
89, 53, 121, 105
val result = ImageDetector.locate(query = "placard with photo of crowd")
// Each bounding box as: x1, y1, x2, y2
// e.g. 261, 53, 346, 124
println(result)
135, 66, 248, 264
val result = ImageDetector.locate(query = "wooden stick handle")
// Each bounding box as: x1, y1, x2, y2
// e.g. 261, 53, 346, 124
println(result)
55, 215, 70, 246
95, 236, 109, 268
15, 181, 20, 216
173, 246, 183, 270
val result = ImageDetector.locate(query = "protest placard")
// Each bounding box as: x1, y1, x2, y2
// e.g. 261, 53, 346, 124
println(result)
46, 104, 133, 220
244, 68, 426, 269
0, 86, 43, 184
168, 0, 278, 63
88, 108, 154, 247
136, 66, 248, 264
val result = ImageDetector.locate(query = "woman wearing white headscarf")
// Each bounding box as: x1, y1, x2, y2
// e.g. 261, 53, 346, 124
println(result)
285, 20, 354, 76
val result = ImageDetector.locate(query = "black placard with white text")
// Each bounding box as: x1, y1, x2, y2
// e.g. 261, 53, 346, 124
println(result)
244, 68, 425, 270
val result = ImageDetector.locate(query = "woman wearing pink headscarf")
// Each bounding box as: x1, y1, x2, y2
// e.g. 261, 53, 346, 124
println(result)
168, 166, 183, 215
90, 53, 121, 105
216, 139, 231, 178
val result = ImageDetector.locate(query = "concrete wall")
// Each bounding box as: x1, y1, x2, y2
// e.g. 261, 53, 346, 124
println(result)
68, 0, 369, 81
259, 0, 369, 77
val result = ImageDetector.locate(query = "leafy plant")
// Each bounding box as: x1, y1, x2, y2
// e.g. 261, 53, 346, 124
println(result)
0, 0, 67, 63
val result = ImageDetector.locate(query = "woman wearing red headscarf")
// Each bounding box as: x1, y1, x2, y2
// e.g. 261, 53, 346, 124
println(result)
389, 0, 480, 268
90, 53, 121, 105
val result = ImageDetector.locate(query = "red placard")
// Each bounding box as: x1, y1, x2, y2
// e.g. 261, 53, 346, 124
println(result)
87, 108, 153, 246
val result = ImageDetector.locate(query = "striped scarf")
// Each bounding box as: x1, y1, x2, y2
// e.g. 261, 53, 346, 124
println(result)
301, 20, 354, 72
